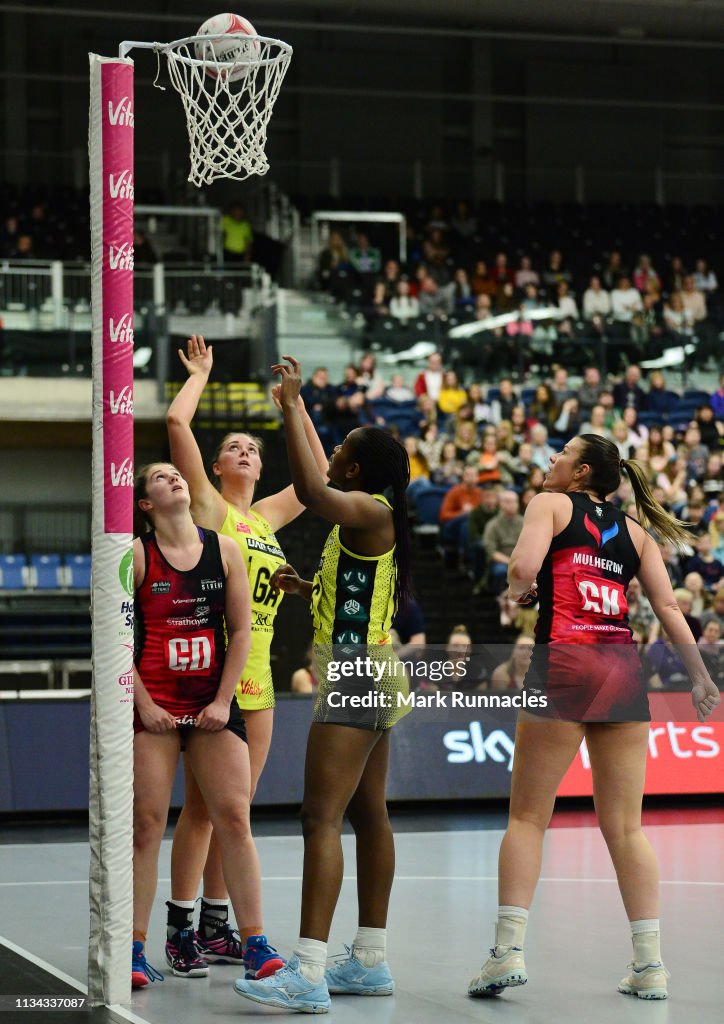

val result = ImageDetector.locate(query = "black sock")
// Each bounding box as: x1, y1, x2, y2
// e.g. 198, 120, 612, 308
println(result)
200, 899, 229, 939
166, 900, 195, 940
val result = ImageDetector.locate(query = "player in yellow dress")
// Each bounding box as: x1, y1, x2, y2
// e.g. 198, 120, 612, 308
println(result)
234, 356, 412, 1013
163, 335, 329, 977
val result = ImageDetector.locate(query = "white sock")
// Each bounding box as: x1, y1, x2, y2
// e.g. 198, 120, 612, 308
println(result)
631, 919, 661, 966
353, 927, 386, 967
294, 937, 327, 983
201, 896, 229, 907
168, 899, 196, 909
495, 905, 529, 951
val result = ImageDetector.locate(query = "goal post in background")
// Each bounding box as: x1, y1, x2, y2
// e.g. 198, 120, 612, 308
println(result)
87, 53, 135, 1008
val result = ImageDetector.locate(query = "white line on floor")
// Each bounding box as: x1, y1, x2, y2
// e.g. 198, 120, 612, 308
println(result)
0, 933, 152, 1024
1, 876, 722, 887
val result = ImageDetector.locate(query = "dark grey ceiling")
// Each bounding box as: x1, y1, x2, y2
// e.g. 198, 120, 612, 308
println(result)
3, 0, 724, 44
249, 0, 724, 43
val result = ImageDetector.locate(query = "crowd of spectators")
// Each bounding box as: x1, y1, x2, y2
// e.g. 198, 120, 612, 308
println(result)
317, 202, 721, 372
299, 352, 724, 691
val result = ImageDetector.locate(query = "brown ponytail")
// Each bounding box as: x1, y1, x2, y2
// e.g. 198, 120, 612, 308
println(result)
576, 434, 692, 550
620, 458, 692, 549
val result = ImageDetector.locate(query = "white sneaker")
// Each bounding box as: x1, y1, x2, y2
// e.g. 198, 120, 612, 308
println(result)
618, 961, 670, 1000
468, 946, 527, 997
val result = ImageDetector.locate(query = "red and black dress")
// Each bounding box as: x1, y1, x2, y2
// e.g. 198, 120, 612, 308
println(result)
134, 528, 246, 741
524, 492, 649, 721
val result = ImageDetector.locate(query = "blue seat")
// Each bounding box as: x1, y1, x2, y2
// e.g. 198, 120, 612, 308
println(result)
682, 390, 710, 405
487, 387, 501, 402
414, 486, 451, 526
31, 553, 61, 589
670, 402, 699, 423
385, 412, 420, 436
0, 554, 27, 589
637, 411, 662, 427
370, 398, 417, 419
65, 554, 91, 589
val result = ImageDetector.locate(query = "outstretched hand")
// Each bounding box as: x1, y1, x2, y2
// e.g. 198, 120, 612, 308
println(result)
178, 334, 213, 377
271, 383, 304, 414
271, 355, 302, 408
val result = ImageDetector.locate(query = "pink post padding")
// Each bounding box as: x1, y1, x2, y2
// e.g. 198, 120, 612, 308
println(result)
101, 63, 134, 533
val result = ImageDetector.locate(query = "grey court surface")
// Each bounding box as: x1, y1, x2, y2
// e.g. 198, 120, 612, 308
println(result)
1, 823, 722, 1024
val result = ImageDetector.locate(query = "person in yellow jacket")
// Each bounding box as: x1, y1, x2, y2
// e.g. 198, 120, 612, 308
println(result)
162, 334, 328, 976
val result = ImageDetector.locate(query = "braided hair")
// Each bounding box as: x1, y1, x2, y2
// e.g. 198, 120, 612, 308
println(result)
347, 427, 413, 613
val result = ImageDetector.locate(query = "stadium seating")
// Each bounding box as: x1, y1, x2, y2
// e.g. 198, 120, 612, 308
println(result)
64, 554, 91, 590
30, 554, 62, 589
0, 554, 28, 590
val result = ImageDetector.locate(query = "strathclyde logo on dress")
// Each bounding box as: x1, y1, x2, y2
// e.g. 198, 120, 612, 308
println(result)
109, 385, 133, 416
109, 313, 134, 344
109, 243, 134, 271
108, 96, 134, 126
110, 457, 134, 487
236, 522, 251, 534
109, 169, 134, 200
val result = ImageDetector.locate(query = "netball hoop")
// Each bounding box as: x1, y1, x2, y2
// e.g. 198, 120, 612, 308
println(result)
119, 34, 293, 186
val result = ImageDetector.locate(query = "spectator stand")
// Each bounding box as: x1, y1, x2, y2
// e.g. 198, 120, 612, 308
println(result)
0, 552, 92, 690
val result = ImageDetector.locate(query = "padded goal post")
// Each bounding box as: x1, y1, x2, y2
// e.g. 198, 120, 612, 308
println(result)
87, 54, 135, 1008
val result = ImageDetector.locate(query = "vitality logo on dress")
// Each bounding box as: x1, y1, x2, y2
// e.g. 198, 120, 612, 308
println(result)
583, 513, 619, 549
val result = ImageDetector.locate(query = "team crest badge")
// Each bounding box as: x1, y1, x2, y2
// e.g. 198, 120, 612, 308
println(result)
342, 569, 369, 594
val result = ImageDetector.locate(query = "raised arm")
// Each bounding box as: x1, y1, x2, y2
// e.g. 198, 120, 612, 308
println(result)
252, 383, 331, 532
272, 356, 390, 530
165, 335, 226, 528
637, 532, 720, 721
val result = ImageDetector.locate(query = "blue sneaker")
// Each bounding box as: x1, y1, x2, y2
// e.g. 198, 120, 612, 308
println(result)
234, 954, 330, 1014
132, 941, 164, 989
242, 934, 285, 980
325, 945, 394, 996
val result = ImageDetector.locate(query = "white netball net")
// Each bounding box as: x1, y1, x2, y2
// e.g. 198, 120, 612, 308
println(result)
161, 35, 292, 187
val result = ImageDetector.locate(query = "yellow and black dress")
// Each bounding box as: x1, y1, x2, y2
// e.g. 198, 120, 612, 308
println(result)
219, 503, 286, 711
310, 494, 410, 730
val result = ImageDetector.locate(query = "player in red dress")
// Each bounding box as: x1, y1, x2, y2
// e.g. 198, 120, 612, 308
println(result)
468, 434, 720, 1001
130, 464, 280, 989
